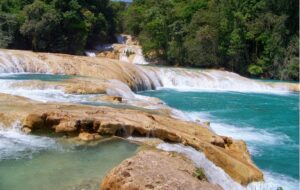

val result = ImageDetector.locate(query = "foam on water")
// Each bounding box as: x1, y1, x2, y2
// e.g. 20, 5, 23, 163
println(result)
210, 123, 291, 145
248, 171, 299, 190
0, 80, 96, 103
152, 97, 299, 190
0, 122, 59, 160
174, 111, 291, 145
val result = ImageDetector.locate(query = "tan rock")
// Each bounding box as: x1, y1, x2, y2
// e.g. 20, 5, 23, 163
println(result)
78, 132, 101, 141
93, 95, 123, 103
0, 93, 263, 185
0, 49, 156, 92
22, 114, 45, 130
101, 149, 222, 190
24, 106, 263, 184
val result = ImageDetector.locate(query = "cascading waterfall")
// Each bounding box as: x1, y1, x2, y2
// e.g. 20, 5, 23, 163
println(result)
0, 50, 155, 94
0, 51, 60, 74
139, 66, 293, 93
0, 50, 296, 94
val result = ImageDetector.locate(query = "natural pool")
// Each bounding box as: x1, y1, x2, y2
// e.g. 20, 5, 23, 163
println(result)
0, 127, 138, 190
0, 73, 73, 81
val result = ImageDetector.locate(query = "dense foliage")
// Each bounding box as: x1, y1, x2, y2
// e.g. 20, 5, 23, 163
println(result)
0, 0, 126, 54
124, 0, 299, 80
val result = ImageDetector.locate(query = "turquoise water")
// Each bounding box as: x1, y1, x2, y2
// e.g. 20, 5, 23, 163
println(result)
0, 130, 138, 190
140, 89, 299, 188
0, 73, 72, 81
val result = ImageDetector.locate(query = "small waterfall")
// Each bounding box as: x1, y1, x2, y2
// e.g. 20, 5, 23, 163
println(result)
106, 79, 136, 99
0, 122, 59, 160
0, 50, 155, 92
139, 66, 293, 93
85, 51, 96, 57
0, 51, 52, 73
132, 48, 149, 65
118, 46, 149, 65
157, 143, 245, 190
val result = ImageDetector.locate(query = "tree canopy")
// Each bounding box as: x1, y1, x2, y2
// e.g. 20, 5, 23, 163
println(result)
0, 0, 126, 54
123, 0, 299, 80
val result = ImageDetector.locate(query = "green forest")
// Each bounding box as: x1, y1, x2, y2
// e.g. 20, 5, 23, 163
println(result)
0, 0, 126, 54
0, 0, 299, 80
123, 0, 299, 80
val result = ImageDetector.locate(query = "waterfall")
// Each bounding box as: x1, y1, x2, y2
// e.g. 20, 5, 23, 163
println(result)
139, 66, 294, 93
0, 49, 296, 94
0, 51, 53, 73
0, 50, 155, 93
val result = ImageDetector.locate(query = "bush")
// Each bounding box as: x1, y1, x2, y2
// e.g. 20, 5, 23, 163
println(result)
194, 168, 206, 180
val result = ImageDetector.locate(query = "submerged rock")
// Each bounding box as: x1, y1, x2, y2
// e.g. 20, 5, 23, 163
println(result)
78, 132, 102, 141
101, 149, 222, 190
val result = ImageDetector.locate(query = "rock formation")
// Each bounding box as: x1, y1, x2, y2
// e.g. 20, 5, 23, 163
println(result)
0, 49, 155, 92
101, 149, 222, 190
0, 93, 263, 184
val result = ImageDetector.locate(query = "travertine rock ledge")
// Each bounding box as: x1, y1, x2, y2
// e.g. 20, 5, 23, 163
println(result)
0, 49, 155, 92
101, 149, 222, 190
0, 93, 263, 185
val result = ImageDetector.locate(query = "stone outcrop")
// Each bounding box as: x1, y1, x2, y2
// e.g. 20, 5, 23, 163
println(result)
101, 149, 222, 190
0, 49, 155, 92
0, 93, 263, 185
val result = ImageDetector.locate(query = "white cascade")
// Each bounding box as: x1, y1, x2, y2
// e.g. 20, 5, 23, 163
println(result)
139, 66, 292, 93
0, 51, 53, 73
